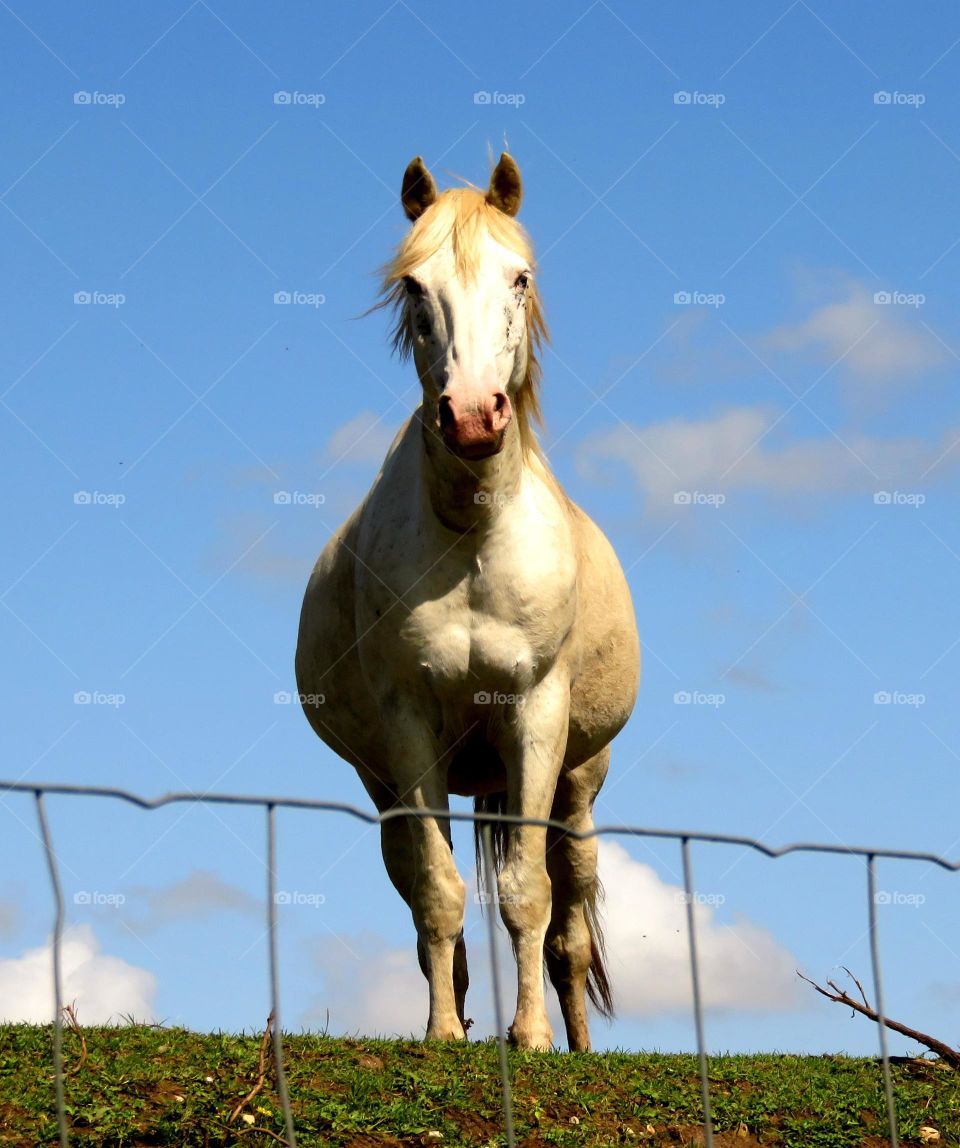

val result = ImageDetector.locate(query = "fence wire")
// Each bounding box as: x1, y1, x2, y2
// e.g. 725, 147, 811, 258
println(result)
3, 779, 959, 1148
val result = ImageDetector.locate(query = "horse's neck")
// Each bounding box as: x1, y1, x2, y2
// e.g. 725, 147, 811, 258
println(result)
418, 408, 525, 533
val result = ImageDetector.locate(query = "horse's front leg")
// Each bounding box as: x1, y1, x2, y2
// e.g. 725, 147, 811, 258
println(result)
388, 710, 467, 1042
496, 671, 570, 1051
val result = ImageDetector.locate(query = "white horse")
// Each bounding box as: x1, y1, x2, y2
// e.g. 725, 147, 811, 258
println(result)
296, 154, 639, 1051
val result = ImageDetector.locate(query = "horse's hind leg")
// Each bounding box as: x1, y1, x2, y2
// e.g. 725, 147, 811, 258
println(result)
359, 766, 469, 1037
545, 746, 612, 1052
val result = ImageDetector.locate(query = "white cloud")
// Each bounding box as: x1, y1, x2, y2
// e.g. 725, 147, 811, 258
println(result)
321, 411, 402, 467
766, 278, 945, 386
577, 405, 960, 515
0, 924, 156, 1023
125, 869, 260, 932
301, 845, 799, 1041
599, 841, 800, 1015
303, 931, 425, 1038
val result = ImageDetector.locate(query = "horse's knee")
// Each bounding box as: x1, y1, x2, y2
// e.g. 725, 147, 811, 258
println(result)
497, 861, 551, 936
412, 860, 465, 943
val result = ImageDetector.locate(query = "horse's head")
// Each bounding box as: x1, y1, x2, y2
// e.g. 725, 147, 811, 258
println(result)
383, 154, 546, 461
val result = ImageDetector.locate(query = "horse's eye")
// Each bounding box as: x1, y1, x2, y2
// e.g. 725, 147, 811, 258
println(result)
514, 272, 530, 291
403, 276, 423, 297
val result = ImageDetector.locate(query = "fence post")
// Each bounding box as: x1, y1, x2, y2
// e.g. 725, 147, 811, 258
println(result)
867, 855, 900, 1148
36, 791, 69, 1148
266, 803, 298, 1147
681, 836, 714, 1148
481, 822, 516, 1148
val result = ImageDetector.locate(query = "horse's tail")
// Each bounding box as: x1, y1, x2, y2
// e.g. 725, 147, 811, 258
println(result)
582, 875, 614, 1018
473, 791, 508, 900
474, 791, 614, 1020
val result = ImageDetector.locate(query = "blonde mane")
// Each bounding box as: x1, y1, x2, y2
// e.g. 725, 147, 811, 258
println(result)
379, 187, 548, 459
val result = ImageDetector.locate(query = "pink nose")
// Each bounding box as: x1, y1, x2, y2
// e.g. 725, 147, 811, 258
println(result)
438, 390, 512, 458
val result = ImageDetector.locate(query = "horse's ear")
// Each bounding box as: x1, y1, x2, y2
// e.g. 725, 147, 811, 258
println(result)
401, 156, 438, 222
487, 153, 522, 217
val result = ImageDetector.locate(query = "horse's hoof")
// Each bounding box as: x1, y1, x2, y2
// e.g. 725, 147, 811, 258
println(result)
507, 1021, 553, 1051
426, 1021, 466, 1041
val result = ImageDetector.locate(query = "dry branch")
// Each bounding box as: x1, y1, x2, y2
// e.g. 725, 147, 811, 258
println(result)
227, 1012, 276, 1126
214, 1118, 291, 1147
798, 968, 960, 1070
61, 1001, 88, 1076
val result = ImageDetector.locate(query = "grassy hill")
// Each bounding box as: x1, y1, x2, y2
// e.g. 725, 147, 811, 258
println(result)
1, 1024, 957, 1146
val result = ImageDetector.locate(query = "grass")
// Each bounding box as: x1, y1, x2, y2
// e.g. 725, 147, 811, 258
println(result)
0, 1024, 958, 1146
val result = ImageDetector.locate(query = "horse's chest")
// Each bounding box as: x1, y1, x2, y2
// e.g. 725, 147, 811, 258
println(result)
362, 534, 575, 700
411, 572, 538, 686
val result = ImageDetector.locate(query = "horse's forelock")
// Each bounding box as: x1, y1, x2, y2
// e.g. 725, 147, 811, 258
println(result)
378, 188, 548, 458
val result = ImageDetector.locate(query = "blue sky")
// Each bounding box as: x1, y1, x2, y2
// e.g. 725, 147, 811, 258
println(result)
1, 1, 959, 1059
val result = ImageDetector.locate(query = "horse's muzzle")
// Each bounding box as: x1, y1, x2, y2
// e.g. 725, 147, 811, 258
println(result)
438, 390, 512, 459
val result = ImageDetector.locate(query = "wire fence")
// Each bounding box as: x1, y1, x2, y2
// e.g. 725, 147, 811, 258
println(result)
3, 778, 959, 1148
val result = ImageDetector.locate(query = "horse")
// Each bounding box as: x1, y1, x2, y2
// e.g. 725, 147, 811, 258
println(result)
295, 153, 640, 1051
